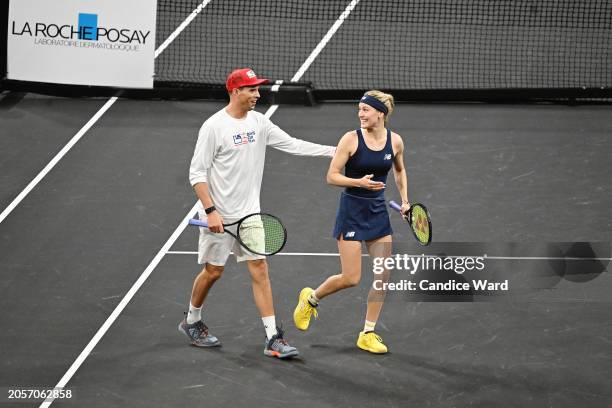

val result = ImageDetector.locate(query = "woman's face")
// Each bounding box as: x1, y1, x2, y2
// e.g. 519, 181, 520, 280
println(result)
358, 103, 384, 128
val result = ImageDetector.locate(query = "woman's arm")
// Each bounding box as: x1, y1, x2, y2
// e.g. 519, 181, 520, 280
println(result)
391, 133, 410, 214
326, 131, 386, 191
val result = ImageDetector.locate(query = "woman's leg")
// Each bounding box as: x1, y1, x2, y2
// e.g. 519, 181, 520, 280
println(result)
356, 235, 392, 354
314, 236, 363, 299
293, 236, 362, 331
364, 235, 392, 325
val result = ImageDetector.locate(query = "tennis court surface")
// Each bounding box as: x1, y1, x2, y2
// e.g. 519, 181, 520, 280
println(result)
1, 96, 611, 407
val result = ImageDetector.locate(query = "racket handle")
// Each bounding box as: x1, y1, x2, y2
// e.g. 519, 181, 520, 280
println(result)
388, 200, 402, 212
188, 219, 208, 228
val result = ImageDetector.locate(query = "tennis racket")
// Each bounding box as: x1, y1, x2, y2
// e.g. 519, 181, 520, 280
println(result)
188, 213, 287, 256
389, 201, 432, 246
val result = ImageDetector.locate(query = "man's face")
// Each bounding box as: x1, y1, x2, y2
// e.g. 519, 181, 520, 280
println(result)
233, 86, 260, 110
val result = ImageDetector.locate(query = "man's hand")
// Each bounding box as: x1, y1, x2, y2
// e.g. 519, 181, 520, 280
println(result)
206, 211, 224, 233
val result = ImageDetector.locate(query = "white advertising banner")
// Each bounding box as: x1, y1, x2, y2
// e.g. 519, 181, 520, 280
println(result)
7, 0, 157, 88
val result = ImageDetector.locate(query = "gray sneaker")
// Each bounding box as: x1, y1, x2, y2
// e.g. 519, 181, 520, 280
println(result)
264, 327, 299, 359
178, 318, 221, 347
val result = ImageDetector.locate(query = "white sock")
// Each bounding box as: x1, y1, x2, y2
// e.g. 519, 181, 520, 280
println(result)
262, 316, 277, 340
308, 291, 319, 306
363, 320, 376, 333
187, 302, 202, 324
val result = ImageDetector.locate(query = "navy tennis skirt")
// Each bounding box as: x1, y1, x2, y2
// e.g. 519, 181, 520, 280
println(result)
332, 192, 392, 241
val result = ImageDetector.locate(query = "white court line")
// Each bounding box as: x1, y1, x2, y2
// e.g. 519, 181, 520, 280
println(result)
154, 0, 213, 58
166, 251, 612, 261
1, 0, 212, 229
39, 1, 213, 407
271, 80, 283, 92
167, 251, 344, 256
484, 255, 612, 261
290, 0, 361, 82
0, 97, 117, 226
42, 1, 360, 406
40, 204, 199, 407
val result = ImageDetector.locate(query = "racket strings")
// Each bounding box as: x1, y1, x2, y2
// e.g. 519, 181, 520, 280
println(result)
238, 214, 286, 255
410, 205, 430, 244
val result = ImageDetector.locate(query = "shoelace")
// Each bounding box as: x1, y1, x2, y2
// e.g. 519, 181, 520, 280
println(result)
301, 300, 319, 319
192, 321, 209, 337
272, 327, 290, 346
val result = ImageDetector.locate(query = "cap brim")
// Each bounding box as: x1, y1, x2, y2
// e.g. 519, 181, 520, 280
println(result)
227, 78, 269, 91
244, 78, 269, 87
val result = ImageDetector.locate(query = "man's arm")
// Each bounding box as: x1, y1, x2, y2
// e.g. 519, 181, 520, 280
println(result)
189, 124, 223, 232
266, 119, 335, 158
189, 123, 216, 186
193, 182, 223, 233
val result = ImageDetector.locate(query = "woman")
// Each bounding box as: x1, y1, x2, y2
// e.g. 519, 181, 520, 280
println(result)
293, 90, 410, 354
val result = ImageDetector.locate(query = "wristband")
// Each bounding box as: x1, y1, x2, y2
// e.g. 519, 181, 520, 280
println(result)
204, 205, 216, 215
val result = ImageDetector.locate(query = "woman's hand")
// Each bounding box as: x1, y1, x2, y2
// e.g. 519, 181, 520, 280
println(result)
400, 202, 411, 220
357, 174, 386, 191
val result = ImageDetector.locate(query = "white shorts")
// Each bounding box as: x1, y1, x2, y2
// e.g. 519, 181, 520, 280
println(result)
197, 226, 265, 266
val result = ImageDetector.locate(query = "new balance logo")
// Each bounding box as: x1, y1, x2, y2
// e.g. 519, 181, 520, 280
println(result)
345, 231, 355, 238
384, 154, 392, 160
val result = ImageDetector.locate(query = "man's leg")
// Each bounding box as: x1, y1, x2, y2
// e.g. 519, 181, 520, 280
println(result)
179, 227, 232, 348
188, 263, 224, 322
246, 259, 274, 319
178, 262, 223, 347
247, 259, 298, 359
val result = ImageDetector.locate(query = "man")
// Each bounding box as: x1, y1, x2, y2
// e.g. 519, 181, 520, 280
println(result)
179, 68, 335, 359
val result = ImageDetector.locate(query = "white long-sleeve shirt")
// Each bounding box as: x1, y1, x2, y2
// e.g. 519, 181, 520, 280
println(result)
189, 108, 335, 222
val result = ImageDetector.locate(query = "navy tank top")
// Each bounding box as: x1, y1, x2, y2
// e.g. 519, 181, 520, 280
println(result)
345, 128, 394, 198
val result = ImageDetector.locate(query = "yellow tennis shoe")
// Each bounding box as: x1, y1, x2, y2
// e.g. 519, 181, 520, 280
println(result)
293, 287, 318, 330
357, 331, 388, 354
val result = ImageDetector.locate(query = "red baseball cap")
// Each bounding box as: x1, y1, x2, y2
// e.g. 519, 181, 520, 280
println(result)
226, 68, 269, 92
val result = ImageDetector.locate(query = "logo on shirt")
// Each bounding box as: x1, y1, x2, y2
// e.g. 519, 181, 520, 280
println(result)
233, 131, 256, 146
384, 154, 392, 160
